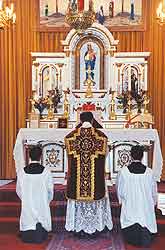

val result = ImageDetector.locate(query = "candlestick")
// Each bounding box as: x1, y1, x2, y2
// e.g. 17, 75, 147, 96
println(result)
78, 0, 84, 11
109, 91, 117, 120
0, 1, 2, 10
84, 0, 88, 11
49, 65, 52, 91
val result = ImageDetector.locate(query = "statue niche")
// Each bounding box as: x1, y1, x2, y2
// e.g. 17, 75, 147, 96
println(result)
41, 65, 57, 97
75, 38, 104, 90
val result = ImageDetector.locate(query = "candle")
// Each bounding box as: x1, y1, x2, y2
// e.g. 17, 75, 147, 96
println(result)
13, 13, 16, 23
78, 0, 84, 11
84, 0, 88, 11
11, 3, 14, 13
163, 0, 165, 12
49, 65, 52, 90
0, 1, 2, 10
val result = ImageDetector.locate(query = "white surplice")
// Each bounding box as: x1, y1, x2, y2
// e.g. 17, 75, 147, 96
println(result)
16, 167, 54, 232
116, 166, 157, 233
65, 122, 113, 234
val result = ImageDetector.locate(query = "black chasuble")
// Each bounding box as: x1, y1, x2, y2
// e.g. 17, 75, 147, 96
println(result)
65, 127, 107, 201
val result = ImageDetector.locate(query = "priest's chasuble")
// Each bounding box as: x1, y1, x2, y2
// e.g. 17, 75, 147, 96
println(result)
65, 124, 107, 201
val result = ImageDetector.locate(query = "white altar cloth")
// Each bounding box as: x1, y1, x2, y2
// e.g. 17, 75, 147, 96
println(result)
13, 128, 163, 181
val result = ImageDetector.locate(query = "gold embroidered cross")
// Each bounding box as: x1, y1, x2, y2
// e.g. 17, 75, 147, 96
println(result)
65, 128, 107, 200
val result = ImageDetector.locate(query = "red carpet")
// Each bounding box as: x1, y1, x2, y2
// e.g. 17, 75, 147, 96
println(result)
46, 230, 125, 250
0, 181, 165, 250
0, 233, 51, 250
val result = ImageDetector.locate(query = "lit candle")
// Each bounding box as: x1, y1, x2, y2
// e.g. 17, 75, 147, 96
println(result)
11, 3, 14, 13
163, 1, 165, 15
49, 65, 52, 90
84, 0, 88, 11
13, 13, 16, 23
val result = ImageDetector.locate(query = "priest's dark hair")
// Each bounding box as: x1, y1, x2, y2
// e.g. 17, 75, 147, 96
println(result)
80, 112, 94, 123
131, 145, 144, 161
29, 145, 42, 161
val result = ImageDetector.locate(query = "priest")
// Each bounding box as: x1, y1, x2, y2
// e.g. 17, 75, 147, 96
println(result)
116, 145, 157, 247
64, 112, 113, 237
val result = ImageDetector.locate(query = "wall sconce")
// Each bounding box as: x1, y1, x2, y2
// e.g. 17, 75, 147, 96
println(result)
156, 2, 165, 25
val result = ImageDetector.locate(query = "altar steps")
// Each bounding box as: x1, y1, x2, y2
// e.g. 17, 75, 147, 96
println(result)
0, 182, 165, 234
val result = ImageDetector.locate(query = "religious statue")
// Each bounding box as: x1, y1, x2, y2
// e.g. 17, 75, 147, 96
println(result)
43, 68, 50, 97
131, 71, 138, 98
84, 43, 96, 83
109, 1, 114, 18
130, 0, 135, 20
96, 6, 105, 25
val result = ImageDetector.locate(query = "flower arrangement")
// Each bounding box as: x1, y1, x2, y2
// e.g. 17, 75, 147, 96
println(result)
34, 97, 49, 116
116, 90, 145, 114
116, 92, 130, 113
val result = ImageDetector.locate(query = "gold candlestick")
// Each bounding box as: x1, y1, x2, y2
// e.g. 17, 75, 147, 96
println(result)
63, 91, 69, 118
84, 65, 93, 98
30, 90, 37, 113
85, 78, 93, 98
109, 91, 117, 120
143, 94, 150, 114
30, 98, 36, 113
47, 97, 54, 120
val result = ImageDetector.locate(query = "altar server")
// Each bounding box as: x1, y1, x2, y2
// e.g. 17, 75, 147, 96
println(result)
16, 145, 54, 243
117, 145, 157, 247
65, 112, 113, 237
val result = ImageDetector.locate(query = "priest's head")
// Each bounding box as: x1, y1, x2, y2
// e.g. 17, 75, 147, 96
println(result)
131, 145, 144, 161
80, 112, 94, 124
29, 145, 42, 161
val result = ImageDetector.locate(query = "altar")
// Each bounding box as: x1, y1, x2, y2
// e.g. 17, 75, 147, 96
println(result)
29, 23, 151, 130
20, 23, 163, 184
14, 128, 163, 184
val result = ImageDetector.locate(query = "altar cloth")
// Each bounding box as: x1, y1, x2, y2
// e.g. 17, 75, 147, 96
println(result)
14, 128, 163, 181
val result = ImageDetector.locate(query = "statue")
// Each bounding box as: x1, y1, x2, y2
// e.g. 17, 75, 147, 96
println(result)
109, 1, 114, 18
84, 43, 96, 83
96, 6, 105, 25
131, 71, 138, 98
130, 0, 135, 20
